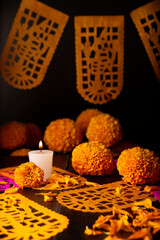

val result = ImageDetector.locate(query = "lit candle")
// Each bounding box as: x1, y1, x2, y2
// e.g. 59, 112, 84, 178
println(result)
28, 141, 54, 181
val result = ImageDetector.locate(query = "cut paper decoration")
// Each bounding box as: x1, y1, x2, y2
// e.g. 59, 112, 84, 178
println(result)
0, 174, 19, 192
0, 193, 69, 239
35, 166, 87, 190
0, 165, 86, 190
74, 16, 124, 104
130, 0, 160, 81
0, 166, 17, 180
57, 180, 156, 213
0, 0, 69, 89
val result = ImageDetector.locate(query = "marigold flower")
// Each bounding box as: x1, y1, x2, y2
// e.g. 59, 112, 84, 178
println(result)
44, 118, 83, 153
72, 142, 115, 176
0, 121, 28, 150
117, 147, 160, 185
86, 114, 123, 147
25, 123, 43, 148
75, 108, 102, 133
14, 162, 44, 188
10, 148, 31, 156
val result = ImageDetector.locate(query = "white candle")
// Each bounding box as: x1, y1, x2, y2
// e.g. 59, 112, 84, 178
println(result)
28, 150, 54, 181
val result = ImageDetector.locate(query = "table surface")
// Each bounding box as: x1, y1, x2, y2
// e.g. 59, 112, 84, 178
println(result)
0, 153, 160, 240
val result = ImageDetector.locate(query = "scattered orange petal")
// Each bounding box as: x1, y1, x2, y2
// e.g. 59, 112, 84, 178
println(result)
144, 186, 152, 192
0, 181, 8, 185
4, 186, 19, 194
93, 214, 114, 230
128, 228, 152, 239
115, 186, 124, 195
84, 226, 102, 235
68, 177, 79, 185
85, 181, 100, 186
134, 198, 153, 209
112, 206, 133, 219
44, 196, 54, 202
144, 186, 159, 192
148, 221, 160, 234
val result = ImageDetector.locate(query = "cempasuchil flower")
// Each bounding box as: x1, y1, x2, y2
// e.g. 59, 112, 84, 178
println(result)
0, 121, 28, 150
86, 113, 123, 147
14, 162, 44, 188
117, 147, 160, 185
75, 108, 102, 133
72, 141, 115, 176
44, 118, 83, 153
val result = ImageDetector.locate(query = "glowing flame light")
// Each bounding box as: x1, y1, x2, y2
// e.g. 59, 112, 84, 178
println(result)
39, 140, 43, 150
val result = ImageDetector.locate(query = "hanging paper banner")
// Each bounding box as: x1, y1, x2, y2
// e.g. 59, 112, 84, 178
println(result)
130, 0, 160, 81
74, 16, 124, 104
0, 0, 69, 89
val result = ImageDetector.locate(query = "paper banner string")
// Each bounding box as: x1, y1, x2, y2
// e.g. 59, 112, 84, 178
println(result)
0, 0, 69, 89
57, 180, 156, 213
0, 193, 69, 239
130, 0, 160, 81
74, 16, 124, 104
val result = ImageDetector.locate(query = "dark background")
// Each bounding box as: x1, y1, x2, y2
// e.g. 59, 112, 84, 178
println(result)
0, 0, 160, 153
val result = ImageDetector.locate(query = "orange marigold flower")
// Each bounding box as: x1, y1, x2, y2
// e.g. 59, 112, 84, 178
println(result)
44, 118, 83, 153
0, 121, 28, 150
117, 147, 160, 185
25, 123, 43, 148
14, 162, 44, 188
75, 108, 102, 133
72, 142, 115, 176
10, 148, 31, 156
86, 114, 123, 147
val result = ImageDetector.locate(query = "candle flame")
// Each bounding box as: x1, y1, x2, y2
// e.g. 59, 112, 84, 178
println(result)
39, 140, 43, 150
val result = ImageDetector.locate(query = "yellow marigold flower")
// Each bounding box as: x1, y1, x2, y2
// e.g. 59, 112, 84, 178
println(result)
25, 123, 43, 148
10, 148, 31, 156
117, 147, 160, 185
72, 142, 115, 176
0, 121, 28, 150
86, 113, 123, 147
14, 162, 44, 188
75, 108, 102, 133
44, 118, 83, 153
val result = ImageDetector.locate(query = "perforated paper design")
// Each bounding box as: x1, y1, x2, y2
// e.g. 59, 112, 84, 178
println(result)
0, 174, 19, 192
130, 0, 160, 81
57, 180, 156, 213
36, 166, 87, 190
0, 193, 69, 239
74, 16, 124, 104
0, 166, 18, 180
0, 0, 69, 89
0, 166, 86, 190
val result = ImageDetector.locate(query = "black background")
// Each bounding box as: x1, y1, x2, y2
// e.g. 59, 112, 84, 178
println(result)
0, 0, 160, 153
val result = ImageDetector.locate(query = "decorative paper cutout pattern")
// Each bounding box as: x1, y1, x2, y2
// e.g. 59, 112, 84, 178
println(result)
0, 0, 69, 89
0, 174, 19, 192
130, 0, 160, 81
0, 166, 86, 190
57, 180, 156, 213
74, 16, 124, 104
35, 166, 87, 190
0, 193, 69, 239
0, 166, 17, 180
